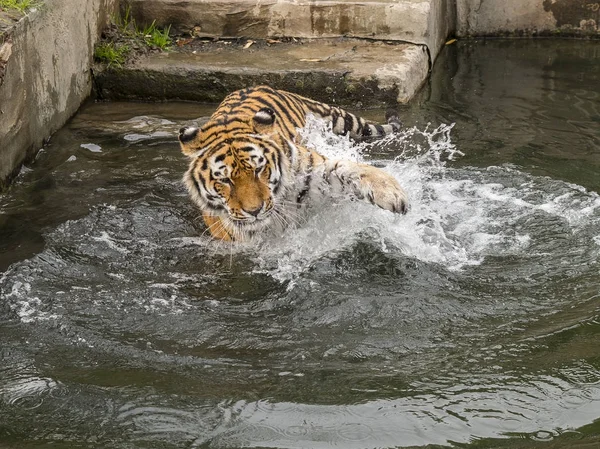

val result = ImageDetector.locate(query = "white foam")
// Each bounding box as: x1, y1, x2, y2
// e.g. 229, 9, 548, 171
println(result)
80, 143, 102, 153
4, 281, 60, 323
90, 231, 130, 254
253, 118, 600, 282
124, 131, 172, 142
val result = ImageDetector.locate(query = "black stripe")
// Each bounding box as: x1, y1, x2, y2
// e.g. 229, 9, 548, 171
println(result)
343, 113, 354, 135
296, 153, 314, 203
203, 128, 249, 147
192, 160, 210, 194
287, 93, 312, 118
256, 88, 305, 126
254, 85, 278, 96
271, 147, 284, 193
252, 95, 300, 137
294, 93, 329, 116
256, 139, 280, 155
330, 110, 340, 129
277, 92, 307, 126
202, 117, 247, 133
232, 104, 262, 115
187, 165, 204, 198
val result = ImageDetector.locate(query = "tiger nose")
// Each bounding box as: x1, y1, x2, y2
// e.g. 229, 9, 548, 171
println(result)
246, 206, 263, 217
179, 126, 198, 143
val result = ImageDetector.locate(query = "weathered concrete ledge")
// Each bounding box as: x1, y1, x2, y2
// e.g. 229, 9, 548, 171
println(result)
93, 39, 430, 107
124, 0, 455, 62
0, 0, 118, 190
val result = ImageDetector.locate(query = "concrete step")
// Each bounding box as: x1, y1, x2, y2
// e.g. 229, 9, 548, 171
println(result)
93, 37, 429, 106
125, 0, 454, 61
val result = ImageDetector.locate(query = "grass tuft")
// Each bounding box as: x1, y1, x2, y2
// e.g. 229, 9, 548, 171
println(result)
94, 42, 129, 67
0, 0, 40, 13
144, 22, 171, 50
114, 7, 171, 49
93, 6, 172, 66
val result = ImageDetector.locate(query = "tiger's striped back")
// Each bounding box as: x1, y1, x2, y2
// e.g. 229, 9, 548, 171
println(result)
208, 85, 401, 143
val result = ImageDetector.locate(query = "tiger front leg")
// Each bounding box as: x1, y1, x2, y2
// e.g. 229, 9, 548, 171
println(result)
326, 160, 409, 214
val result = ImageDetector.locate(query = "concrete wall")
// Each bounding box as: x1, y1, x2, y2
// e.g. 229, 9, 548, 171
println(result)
0, 0, 118, 190
456, 0, 600, 36
125, 0, 455, 62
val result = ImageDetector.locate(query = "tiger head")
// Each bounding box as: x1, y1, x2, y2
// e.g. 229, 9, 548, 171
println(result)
178, 108, 287, 234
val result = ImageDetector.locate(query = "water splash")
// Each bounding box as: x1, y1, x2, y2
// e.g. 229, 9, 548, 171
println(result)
254, 119, 599, 284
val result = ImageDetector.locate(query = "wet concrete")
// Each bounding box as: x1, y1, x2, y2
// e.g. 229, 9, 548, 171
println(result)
457, 0, 600, 37
0, 0, 118, 191
93, 38, 430, 107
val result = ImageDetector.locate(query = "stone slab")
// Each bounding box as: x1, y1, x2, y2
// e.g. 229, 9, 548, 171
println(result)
93, 38, 430, 107
124, 0, 454, 61
0, 0, 118, 190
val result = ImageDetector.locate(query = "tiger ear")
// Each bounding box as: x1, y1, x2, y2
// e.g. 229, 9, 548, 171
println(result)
178, 126, 203, 157
253, 108, 276, 126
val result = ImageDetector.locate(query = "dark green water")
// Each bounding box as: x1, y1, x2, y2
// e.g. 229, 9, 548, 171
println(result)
1, 40, 599, 448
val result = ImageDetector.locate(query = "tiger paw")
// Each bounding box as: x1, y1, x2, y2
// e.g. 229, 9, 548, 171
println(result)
359, 165, 409, 214
331, 161, 409, 214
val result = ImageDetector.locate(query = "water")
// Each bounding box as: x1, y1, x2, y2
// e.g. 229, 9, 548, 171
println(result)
1, 39, 600, 448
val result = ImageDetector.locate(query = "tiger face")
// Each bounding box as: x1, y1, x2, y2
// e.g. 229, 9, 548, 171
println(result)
178, 108, 287, 235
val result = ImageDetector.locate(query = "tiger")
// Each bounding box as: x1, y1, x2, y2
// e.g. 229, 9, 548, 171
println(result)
178, 85, 409, 241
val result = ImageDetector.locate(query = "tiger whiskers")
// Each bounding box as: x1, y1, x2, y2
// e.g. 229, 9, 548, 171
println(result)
228, 237, 234, 269
274, 203, 307, 228
271, 209, 302, 232
201, 215, 227, 240
271, 209, 289, 230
